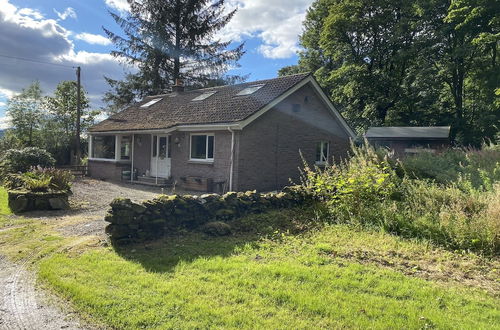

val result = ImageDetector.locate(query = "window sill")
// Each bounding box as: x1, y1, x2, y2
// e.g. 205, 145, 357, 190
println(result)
188, 159, 214, 164
89, 158, 131, 164
315, 161, 328, 166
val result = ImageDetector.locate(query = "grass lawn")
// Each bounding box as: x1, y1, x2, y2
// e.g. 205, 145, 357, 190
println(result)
0, 186, 11, 216
0, 188, 498, 329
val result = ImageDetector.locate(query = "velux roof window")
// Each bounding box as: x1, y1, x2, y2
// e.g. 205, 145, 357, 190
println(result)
236, 84, 265, 96
140, 98, 162, 108
192, 91, 217, 101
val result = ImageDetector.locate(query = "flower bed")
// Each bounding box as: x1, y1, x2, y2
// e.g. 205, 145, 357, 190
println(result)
104, 186, 313, 244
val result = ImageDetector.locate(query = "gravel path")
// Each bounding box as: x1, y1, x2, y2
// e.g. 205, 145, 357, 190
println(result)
0, 256, 85, 330
0, 179, 174, 329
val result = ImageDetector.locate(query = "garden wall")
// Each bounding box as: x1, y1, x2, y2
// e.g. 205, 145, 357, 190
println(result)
8, 190, 69, 213
104, 186, 313, 244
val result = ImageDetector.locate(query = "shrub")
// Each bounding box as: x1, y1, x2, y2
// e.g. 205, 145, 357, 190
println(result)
3, 168, 73, 193
33, 167, 74, 192
302, 142, 500, 255
21, 172, 52, 192
401, 145, 500, 190
0, 147, 55, 177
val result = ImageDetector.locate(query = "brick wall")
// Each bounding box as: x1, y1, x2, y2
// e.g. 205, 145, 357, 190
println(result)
170, 130, 237, 191
133, 134, 151, 176
88, 160, 131, 181
236, 84, 351, 192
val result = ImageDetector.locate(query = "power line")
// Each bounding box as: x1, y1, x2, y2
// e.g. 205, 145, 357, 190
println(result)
0, 53, 75, 69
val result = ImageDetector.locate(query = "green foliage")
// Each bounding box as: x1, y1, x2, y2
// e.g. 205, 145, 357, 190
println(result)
0, 81, 98, 164
302, 143, 500, 254
6, 81, 44, 146
102, 0, 245, 113
0, 147, 55, 177
20, 172, 52, 192
287, 0, 499, 145
401, 146, 500, 190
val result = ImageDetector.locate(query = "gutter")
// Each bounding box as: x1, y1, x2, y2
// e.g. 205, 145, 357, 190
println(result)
228, 127, 235, 192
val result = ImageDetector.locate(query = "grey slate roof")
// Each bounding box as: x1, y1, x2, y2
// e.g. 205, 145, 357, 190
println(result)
90, 73, 311, 132
365, 126, 450, 139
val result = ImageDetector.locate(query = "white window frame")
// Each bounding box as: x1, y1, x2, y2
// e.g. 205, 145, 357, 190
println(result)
89, 134, 132, 162
189, 133, 214, 162
89, 135, 117, 161
316, 141, 329, 165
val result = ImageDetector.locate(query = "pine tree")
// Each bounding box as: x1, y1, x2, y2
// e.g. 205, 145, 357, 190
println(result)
103, 0, 245, 112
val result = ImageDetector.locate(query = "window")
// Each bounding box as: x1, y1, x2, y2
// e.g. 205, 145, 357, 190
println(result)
190, 134, 214, 161
140, 98, 162, 108
316, 141, 329, 164
236, 84, 265, 96
192, 91, 217, 101
120, 136, 132, 160
92, 135, 115, 159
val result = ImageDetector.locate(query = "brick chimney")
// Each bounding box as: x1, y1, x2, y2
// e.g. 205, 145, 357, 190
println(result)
172, 78, 184, 93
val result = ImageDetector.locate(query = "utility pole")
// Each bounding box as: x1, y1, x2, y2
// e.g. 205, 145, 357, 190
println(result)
75, 66, 81, 165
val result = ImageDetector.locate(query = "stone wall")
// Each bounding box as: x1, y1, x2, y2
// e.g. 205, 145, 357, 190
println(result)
104, 186, 312, 244
8, 190, 69, 213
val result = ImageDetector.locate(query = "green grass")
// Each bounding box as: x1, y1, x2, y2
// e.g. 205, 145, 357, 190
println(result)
0, 186, 11, 216
0, 185, 498, 329
38, 227, 499, 329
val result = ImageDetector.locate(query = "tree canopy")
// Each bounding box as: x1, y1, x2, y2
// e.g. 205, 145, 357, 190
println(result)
281, 0, 499, 145
3, 81, 98, 164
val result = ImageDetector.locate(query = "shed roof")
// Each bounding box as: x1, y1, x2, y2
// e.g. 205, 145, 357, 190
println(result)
90, 73, 312, 132
365, 126, 451, 139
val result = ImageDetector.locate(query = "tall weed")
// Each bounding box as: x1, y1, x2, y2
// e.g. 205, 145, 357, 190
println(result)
302, 142, 500, 255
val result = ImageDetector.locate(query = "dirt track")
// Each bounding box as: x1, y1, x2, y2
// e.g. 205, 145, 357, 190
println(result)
0, 179, 168, 330
0, 255, 84, 330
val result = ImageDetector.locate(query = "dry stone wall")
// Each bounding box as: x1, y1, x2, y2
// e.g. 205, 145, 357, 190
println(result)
104, 186, 313, 244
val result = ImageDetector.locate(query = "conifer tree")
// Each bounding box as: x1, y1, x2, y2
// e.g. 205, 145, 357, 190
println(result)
103, 0, 245, 112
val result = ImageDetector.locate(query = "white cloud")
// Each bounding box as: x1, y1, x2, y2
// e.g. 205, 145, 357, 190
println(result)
54, 7, 77, 21
0, 115, 11, 129
104, 0, 130, 12
75, 32, 111, 46
17, 8, 43, 20
221, 0, 312, 59
102, 0, 312, 60
0, 0, 127, 109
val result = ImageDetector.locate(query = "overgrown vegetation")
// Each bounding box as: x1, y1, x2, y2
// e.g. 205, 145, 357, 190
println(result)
0, 147, 55, 177
302, 143, 500, 255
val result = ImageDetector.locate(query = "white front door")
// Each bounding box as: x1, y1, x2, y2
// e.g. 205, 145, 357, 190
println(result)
150, 135, 171, 178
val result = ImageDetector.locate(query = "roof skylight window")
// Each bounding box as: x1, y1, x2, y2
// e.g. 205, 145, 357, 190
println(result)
192, 91, 217, 101
140, 98, 162, 108
236, 84, 265, 96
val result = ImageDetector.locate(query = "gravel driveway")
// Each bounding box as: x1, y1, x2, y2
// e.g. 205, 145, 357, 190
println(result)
0, 179, 177, 330
23, 178, 169, 238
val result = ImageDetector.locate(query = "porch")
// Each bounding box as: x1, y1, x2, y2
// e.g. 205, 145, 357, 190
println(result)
87, 130, 234, 193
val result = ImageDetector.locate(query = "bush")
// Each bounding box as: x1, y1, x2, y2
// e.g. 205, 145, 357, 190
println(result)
3, 168, 73, 193
401, 145, 500, 190
21, 172, 52, 192
0, 147, 55, 177
302, 142, 500, 255
33, 167, 74, 192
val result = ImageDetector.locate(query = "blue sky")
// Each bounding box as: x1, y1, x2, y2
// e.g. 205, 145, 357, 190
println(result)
0, 0, 313, 128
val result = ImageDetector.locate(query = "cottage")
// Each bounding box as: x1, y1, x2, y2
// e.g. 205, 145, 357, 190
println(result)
88, 73, 355, 192
365, 126, 451, 156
